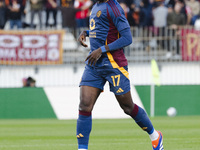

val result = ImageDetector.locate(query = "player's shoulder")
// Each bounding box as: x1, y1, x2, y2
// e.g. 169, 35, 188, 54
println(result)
106, 0, 123, 17
106, 0, 121, 10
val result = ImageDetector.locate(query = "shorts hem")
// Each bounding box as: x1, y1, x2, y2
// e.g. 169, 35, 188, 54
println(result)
79, 83, 103, 91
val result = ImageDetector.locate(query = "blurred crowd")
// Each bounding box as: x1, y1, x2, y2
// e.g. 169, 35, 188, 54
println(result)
0, 0, 200, 29
120, 0, 200, 28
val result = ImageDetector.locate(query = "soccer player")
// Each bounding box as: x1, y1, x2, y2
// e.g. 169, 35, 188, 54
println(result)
76, 0, 164, 150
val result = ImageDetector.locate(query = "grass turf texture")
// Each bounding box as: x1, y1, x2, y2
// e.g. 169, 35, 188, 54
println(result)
0, 116, 199, 150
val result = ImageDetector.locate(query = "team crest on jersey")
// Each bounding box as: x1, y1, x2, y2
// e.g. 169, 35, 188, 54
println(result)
96, 10, 102, 17
90, 18, 95, 30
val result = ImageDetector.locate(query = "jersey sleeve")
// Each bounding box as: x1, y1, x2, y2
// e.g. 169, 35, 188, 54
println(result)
107, 1, 130, 32
100, 0, 131, 53
100, 27, 132, 52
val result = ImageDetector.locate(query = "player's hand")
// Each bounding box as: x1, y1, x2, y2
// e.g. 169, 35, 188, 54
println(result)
78, 31, 88, 47
85, 48, 102, 66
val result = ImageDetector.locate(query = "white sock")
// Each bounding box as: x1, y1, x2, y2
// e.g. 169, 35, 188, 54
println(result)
78, 149, 87, 150
149, 129, 159, 141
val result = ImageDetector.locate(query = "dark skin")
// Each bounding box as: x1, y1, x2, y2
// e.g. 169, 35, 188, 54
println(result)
78, 30, 109, 66
77, 0, 136, 115
78, 31, 136, 114
79, 86, 135, 116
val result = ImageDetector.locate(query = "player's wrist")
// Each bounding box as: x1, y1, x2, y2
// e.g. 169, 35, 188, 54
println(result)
81, 31, 88, 37
100, 46, 107, 53
86, 30, 89, 37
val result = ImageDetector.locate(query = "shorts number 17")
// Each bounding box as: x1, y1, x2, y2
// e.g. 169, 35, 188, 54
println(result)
111, 75, 120, 87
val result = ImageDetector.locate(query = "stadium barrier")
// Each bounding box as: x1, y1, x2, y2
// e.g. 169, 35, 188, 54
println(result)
1, 26, 200, 65
62, 26, 200, 63
0, 26, 200, 87
0, 85, 200, 119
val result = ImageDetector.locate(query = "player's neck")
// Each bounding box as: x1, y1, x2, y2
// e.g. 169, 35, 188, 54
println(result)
97, 0, 107, 3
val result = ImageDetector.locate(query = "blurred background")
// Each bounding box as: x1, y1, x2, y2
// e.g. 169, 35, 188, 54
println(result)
0, 0, 200, 119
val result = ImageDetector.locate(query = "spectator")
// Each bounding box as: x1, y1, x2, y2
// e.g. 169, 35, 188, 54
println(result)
119, 1, 128, 18
167, 4, 174, 13
74, 0, 92, 27
133, 0, 142, 8
45, 0, 58, 28
185, 0, 200, 25
166, 0, 187, 22
167, 2, 186, 57
30, 0, 44, 29
118, 0, 135, 10
5, 0, 25, 29
60, 0, 77, 28
22, 77, 27, 87
165, 0, 176, 8
167, 2, 186, 27
152, 0, 168, 50
26, 77, 36, 87
139, 0, 153, 27
127, 6, 142, 26
22, 77, 36, 87
180, 0, 188, 22
0, 0, 6, 29
118, 0, 135, 26
59, 0, 82, 37
153, 0, 168, 27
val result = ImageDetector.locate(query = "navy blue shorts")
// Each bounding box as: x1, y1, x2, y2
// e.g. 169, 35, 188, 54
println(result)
80, 65, 130, 95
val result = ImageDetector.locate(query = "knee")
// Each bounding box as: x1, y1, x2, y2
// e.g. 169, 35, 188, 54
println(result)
123, 108, 132, 116
121, 105, 134, 116
79, 97, 93, 112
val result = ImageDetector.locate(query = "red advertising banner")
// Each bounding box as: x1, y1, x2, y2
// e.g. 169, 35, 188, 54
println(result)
0, 30, 65, 65
181, 29, 200, 61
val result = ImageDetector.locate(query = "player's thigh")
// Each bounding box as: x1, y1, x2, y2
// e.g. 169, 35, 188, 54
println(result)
115, 91, 135, 115
79, 86, 101, 112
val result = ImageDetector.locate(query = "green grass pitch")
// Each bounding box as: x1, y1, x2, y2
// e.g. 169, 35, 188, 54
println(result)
0, 116, 200, 150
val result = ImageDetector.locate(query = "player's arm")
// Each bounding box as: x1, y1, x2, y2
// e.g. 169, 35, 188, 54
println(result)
77, 30, 89, 47
85, 28, 131, 66
100, 2, 132, 52
100, 27, 132, 53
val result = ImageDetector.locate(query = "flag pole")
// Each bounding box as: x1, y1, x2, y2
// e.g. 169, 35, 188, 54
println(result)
151, 59, 160, 117
150, 83, 155, 117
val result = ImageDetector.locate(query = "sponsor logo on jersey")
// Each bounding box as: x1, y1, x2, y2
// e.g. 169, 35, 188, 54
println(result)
96, 10, 102, 17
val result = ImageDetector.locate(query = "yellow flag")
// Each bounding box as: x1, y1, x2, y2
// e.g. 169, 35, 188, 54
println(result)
151, 59, 160, 86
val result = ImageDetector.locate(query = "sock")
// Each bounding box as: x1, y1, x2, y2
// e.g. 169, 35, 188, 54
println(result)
149, 129, 159, 141
77, 110, 92, 150
130, 104, 155, 134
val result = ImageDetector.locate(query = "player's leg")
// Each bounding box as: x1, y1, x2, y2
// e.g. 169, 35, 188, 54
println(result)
106, 65, 163, 149
78, 85, 101, 112
115, 92, 163, 150
115, 91, 157, 135
77, 85, 101, 150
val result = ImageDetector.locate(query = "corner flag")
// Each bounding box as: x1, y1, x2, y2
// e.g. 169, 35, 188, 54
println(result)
151, 59, 160, 86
